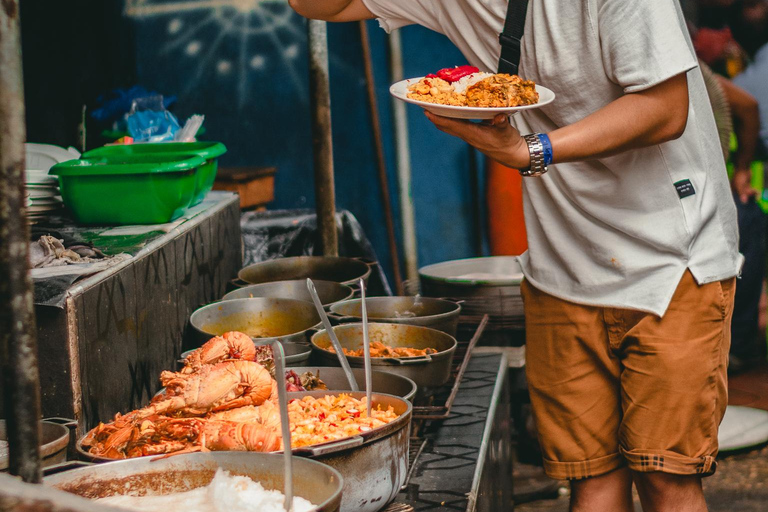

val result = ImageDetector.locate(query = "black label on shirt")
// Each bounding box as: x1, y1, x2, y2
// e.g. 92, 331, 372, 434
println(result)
674, 179, 695, 199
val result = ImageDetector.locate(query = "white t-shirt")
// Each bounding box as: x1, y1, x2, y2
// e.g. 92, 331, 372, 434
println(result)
362, 0, 742, 316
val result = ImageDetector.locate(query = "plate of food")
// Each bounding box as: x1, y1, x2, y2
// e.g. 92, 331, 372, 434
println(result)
390, 65, 555, 120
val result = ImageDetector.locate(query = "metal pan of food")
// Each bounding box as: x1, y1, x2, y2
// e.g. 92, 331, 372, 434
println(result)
237, 256, 373, 287
287, 390, 411, 512
74, 391, 410, 512
1, 418, 73, 471
328, 296, 461, 337
189, 297, 320, 347
310, 323, 457, 389
45, 451, 343, 512
288, 366, 417, 402
222, 279, 355, 308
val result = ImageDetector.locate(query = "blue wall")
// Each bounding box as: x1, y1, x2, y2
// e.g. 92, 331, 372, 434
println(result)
130, 3, 486, 284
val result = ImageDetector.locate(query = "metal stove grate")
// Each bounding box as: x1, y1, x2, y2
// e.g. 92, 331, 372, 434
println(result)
411, 315, 489, 420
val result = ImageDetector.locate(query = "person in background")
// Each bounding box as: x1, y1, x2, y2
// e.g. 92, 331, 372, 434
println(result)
290, 1, 741, 511
727, 0, 768, 369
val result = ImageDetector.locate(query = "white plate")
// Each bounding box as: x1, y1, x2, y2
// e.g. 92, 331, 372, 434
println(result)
390, 77, 555, 120
29, 189, 59, 198
25, 143, 80, 171
25, 170, 59, 184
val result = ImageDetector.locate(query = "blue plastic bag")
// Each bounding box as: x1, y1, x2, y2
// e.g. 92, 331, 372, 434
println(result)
125, 95, 181, 142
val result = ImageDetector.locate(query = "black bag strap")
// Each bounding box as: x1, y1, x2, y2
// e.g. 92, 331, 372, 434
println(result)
497, 0, 529, 74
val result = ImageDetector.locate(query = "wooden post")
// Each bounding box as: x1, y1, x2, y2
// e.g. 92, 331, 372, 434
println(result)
307, 19, 338, 257
0, 0, 43, 483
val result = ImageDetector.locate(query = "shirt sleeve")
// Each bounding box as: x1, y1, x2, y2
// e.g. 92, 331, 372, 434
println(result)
360, 0, 439, 33
596, 0, 698, 93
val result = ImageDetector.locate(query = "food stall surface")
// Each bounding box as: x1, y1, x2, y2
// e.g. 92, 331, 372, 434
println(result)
0, 192, 242, 434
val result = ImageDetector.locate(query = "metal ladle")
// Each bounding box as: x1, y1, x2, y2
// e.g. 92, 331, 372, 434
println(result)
359, 278, 372, 417
269, 340, 294, 512
306, 278, 359, 391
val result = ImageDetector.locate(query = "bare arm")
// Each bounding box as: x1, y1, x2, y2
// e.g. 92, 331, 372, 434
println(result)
425, 73, 691, 170
288, 0, 375, 22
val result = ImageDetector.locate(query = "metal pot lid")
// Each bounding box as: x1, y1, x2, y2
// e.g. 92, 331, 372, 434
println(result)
418, 256, 524, 286
238, 256, 372, 286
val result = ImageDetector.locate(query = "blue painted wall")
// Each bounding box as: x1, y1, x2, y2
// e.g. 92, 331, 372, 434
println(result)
129, 2, 486, 285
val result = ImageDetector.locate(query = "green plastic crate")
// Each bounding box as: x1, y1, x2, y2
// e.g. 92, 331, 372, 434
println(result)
49, 154, 205, 225
82, 142, 227, 206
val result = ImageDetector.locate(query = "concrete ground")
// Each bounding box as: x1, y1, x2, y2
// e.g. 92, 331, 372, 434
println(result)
516, 364, 768, 511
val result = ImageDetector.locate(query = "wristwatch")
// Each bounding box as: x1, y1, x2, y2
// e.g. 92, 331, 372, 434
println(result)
520, 134, 548, 177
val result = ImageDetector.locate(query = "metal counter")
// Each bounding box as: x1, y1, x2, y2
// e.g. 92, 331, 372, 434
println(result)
392, 353, 513, 511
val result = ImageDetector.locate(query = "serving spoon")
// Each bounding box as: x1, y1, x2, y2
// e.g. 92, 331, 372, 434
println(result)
306, 278, 359, 392
359, 278, 373, 418
270, 340, 293, 512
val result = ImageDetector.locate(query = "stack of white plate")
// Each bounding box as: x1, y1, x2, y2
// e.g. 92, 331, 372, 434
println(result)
25, 169, 63, 222
24, 143, 80, 223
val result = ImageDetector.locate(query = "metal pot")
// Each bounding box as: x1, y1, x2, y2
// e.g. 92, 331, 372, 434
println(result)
189, 297, 320, 347
45, 451, 343, 512
310, 323, 457, 389
289, 366, 417, 402
74, 392, 410, 512
288, 391, 411, 512
329, 296, 461, 337
419, 257, 525, 342
222, 279, 355, 308
180, 341, 311, 367
1, 419, 71, 471
237, 256, 373, 287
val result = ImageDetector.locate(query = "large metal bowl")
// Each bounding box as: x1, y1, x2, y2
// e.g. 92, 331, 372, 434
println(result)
329, 296, 461, 336
289, 366, 417, 402
1, 419, 70, 471
238, 256, 372, 287
311, 323, 457, 390
222, 279, 355, 307
45, 451, 343, 512
189, 297, 320, 347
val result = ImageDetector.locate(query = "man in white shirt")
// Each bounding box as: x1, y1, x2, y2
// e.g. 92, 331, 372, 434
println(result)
289, 1, 742, 511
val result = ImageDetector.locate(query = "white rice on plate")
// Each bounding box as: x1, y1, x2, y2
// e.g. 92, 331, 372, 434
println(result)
97, 468, 316, 512
451, 72, 493, 94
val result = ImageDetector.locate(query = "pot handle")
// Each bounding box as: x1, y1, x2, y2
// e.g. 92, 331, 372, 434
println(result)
43, 417, 78, 461
43, 417, 77, 428
325, 311, 357, 325
294, 435, 364, 456
43, 460, 95, 476
439, 297, 466, 306
383, 354, 433, 365
353, 257, 379, 269
230, 278, 250, 288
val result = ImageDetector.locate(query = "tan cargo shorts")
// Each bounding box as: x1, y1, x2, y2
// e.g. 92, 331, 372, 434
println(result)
521, 270, 735, 480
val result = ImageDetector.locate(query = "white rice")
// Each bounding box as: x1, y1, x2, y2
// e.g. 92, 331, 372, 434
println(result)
452, 72, 493, 94
97, 468, 316, 512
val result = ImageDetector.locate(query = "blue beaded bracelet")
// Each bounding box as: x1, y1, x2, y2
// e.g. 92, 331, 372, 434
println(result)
537, 133, 553, 167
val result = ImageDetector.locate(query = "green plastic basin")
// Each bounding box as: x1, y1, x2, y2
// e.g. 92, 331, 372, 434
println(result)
82, 142, 227, 205
49, 154, 205, 225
